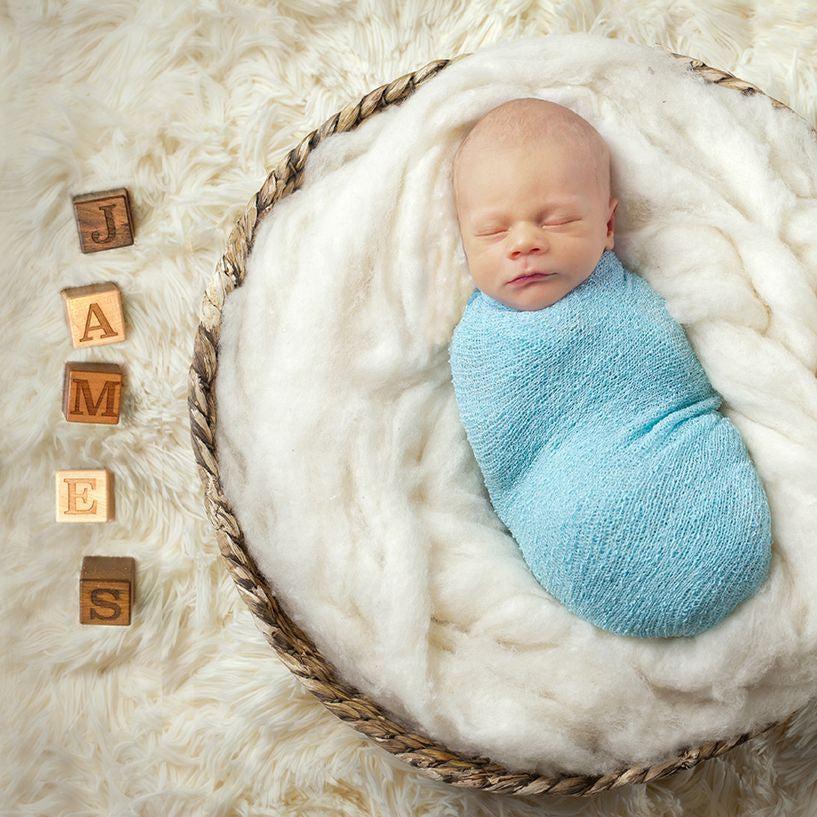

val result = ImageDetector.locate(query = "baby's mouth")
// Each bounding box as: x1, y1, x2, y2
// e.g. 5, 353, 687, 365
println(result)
508, 271, 555, 285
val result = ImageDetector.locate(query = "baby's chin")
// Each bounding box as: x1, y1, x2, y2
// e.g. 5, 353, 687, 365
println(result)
496, 278, 576, 311
492, 264, 600, 310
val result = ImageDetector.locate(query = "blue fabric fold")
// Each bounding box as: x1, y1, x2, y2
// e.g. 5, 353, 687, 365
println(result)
448, 248, 773, 638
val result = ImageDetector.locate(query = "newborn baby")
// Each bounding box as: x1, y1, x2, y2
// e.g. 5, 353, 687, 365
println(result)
448, 98, 773, 639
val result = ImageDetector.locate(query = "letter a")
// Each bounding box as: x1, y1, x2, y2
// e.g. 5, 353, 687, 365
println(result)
80, 302, 117, 343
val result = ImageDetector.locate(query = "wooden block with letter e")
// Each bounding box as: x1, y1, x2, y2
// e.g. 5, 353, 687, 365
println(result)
61, 282, 126, 348
80, 556, 136, 626
55, 468, 115, 523
72, 187, 134, 253
63, 361, 124, 424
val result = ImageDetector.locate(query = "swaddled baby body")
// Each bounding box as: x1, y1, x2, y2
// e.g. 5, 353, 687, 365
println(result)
448, 98, 773, 638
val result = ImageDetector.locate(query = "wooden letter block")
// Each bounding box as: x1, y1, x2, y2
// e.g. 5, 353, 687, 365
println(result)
80, 556, 136, 626
72, 188, 134, 253
55, 468, 115, 523
61, 282, 126, 348
63, 362, 124, 424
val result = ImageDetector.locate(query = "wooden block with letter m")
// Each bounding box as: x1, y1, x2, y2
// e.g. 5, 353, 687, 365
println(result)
72, 188, 134, 253
80, 556, 136, 626
63, 361, 124, 424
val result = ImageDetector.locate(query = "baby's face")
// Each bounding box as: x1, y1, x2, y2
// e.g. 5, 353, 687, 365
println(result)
455, 139, 618, 311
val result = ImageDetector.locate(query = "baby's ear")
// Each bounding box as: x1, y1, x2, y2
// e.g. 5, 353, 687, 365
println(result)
605, 200, 618, 250
608, 198, 619, 226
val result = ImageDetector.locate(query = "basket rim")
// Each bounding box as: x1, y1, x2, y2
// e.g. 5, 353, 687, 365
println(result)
187, 43, 813, 797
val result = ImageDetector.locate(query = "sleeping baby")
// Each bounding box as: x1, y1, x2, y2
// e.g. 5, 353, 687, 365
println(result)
448, 97, 773, 639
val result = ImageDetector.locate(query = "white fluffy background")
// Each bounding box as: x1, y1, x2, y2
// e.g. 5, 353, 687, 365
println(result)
2, 2, 817, 815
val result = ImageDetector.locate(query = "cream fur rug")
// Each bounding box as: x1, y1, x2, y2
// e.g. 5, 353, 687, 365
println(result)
2, 2, 817, 814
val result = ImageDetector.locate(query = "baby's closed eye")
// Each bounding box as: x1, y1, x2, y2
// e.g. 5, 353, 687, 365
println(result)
475, 218, 581, 237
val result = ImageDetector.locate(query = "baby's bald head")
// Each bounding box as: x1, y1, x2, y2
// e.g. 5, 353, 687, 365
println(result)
452, 98, 612, 216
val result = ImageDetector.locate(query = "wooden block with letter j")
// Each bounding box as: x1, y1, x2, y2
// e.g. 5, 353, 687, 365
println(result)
80, 556, 136, 626
55, 468, 115, 523
72, 187, 134, 253
61, 282, 126, 348
63, 361, 124, 424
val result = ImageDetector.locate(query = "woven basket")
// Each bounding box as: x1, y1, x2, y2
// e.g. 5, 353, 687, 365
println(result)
188, 46, 812, 797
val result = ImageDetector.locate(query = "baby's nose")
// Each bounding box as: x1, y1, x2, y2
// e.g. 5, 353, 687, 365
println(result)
509, 233, 545, 257
508, 222, 547, 254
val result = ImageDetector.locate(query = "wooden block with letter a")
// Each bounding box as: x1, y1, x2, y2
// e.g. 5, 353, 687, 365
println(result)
80, 556, 136, 626
55, 468, 115, 523
61, 282, 126, 348
63, 361, 124, 424
72, 187, 134, 253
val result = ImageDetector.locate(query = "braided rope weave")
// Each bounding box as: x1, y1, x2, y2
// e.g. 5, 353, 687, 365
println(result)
187, 49, 810, 796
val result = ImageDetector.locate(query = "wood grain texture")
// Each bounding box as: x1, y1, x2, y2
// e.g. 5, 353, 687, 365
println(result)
62, 361, 124, 424
61, 282, 126, 348
80, 555, 136, 626
55, 468, 115, 523
72, 187, 134, 253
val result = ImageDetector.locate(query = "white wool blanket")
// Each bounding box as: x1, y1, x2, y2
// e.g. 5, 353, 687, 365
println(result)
216, 32, 817, 776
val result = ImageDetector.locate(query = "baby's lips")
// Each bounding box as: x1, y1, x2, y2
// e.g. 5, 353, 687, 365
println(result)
508, 271, 555, 283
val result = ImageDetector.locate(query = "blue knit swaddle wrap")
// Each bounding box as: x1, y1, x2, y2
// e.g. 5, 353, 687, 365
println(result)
449, 249, 773, 638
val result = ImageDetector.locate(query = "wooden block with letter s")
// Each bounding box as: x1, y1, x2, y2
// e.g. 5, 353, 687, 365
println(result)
80, 556, 136, 626
72, 188, 134, 253
62, 361, 124, 424
61, 282, 126, 348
